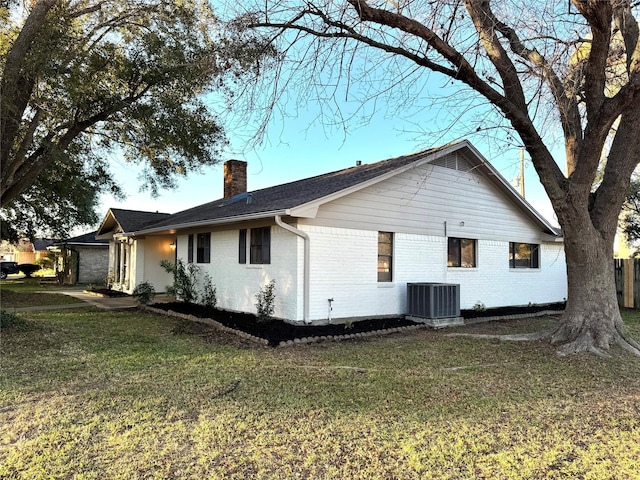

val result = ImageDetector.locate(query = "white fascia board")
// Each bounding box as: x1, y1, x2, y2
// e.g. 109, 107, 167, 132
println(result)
133, 210, 288, 236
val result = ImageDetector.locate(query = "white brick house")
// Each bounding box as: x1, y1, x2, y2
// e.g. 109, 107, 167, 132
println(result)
97, 140, 567, 325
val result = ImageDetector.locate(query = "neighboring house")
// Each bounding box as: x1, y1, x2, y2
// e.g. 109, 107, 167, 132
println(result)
49, 231, 110, 285
97, 140, 567, 325
0, 238, 56, 264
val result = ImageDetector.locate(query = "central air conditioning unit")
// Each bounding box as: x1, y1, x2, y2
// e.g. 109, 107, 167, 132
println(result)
406, 283, 463, 327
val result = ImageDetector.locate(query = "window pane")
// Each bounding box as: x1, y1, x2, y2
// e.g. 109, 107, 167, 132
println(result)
509, 242, 540, 269
447, 237, 460, 267
250, 227, 271, 264
377, 231, 393, 282
448, 237, 475, 267
197, 233, 210, 263
461, 239, 476, 267
239, 229, 246, 264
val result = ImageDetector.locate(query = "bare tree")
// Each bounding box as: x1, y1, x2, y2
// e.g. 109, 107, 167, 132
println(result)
234, 0, 640, 355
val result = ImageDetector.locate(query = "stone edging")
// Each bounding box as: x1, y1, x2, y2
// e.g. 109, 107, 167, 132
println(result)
143, 305, 561, 348
462, 310, 561, 325
142, 305, 431, 347
144, 305, 269, 346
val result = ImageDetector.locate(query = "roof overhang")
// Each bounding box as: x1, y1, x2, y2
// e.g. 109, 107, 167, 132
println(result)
96, 209, 124, 239
133, 210, 289, 236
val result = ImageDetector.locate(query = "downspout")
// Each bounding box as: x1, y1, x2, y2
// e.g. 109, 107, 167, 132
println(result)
275, 215, 311, 324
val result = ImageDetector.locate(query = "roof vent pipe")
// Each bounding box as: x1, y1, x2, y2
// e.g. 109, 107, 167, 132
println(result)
356, 160, 362, 166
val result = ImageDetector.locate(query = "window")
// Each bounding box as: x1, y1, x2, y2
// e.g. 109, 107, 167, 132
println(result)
509, 242, 540, 268
448, 237, 476, 267
239, 229, 247, 264
250, 227, 270, 264
378, 231, 393, 282
196, 233, 210, 263
187, 234, 194, 263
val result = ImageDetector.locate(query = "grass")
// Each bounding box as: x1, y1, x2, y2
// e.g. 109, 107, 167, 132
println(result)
0, 290, 639, 479
0, 279, 85, 308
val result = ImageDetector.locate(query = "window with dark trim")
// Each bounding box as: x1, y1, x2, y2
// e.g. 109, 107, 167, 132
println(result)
196, 233, 211, 263
239, 229, 247, 264
187, 234, 194, 263
378, 231, 393, 282
509, 242, 540, 268
250, 227, 270, 264
448, 237, 476, 267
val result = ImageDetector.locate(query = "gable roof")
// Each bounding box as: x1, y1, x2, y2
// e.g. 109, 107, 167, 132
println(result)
51, 230, 109, 246
33, 238, 57, 251
112, 140, 559, 237
96, 208, 171, 239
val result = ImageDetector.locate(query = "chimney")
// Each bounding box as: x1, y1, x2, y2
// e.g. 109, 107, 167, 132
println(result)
223, 160, 247, 199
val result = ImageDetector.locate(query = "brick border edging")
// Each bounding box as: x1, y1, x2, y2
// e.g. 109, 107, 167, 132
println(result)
142, 305, 560, 348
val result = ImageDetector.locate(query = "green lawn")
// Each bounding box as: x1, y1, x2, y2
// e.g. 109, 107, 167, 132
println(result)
0, 279, 85, 308
1, 296, 639, 479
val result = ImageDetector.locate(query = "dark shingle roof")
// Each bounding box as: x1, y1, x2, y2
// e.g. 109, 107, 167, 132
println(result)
53, 231, 109, 246
33, 238, 57, 251
110, 209, 172, 232
141, 147, 443, 231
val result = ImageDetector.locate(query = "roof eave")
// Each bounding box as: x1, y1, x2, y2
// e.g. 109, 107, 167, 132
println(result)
133, 209, 289, 236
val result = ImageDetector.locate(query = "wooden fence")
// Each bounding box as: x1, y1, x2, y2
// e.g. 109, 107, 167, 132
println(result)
614, 259, 640, 309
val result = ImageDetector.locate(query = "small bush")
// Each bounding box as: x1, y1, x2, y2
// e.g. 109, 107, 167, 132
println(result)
255, 279, 276, 323
201, 273, 217, 309
105, 270, 115, 289
132, 282, 156, 305
0, 310, 26, 330
160, 259, 199, 303
18, 264, 41, 278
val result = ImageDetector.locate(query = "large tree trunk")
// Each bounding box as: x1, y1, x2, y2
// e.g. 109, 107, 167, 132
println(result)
552, 220, 640, 356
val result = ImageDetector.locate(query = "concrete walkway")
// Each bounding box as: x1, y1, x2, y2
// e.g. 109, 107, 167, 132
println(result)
7, 291, 172, 313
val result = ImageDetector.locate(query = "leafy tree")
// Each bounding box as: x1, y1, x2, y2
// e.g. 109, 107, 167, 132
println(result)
0, 0, 274, 236
237, 0, 640, 355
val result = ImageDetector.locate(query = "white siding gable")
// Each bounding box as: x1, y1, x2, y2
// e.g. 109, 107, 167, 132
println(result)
305, 160, 545, 244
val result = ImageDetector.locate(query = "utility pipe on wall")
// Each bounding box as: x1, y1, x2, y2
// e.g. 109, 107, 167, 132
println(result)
275, 215, 311, 324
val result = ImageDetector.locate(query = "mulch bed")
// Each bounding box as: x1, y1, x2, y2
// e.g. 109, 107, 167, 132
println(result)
460, 302, 565, 319
84, 288, 130, 298
150, 302, 417, 346
148, 301, 566, 347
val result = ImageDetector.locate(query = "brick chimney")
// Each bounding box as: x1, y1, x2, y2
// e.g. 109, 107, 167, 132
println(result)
223, 160, 247, 199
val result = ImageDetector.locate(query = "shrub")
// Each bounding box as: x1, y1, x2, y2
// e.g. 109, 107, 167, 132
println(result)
255, 279, 276, 323
132, 281, 156, 305
201, 273, 217, 309
18, 264, 40, 278
0, 310, 26, 330
105, 270, 115, 289
36, 252, 56, 270
160, 259, 199, 303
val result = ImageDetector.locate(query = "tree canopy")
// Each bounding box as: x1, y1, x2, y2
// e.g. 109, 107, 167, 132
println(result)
0, 0, 274, 238
234, 0, 640, 355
